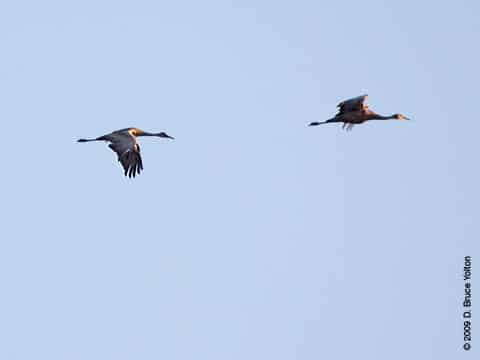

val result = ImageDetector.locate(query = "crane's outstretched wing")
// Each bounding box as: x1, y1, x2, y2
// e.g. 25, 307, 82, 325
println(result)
107, 133, 144, 178
336, 94, 368, 115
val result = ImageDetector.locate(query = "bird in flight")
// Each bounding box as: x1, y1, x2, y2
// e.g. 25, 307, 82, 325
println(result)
308, 94, 410, 131
77, 127, 174, 178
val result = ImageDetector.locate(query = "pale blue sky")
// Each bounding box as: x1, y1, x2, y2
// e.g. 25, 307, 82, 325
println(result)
0, 1, 478, 359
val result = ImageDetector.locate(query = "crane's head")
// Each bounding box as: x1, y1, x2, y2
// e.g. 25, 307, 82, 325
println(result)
155, 132, 175, 139
394, 113, 410, 120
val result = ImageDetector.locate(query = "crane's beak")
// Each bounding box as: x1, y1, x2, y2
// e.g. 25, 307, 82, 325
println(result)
165, 134, 175, 139
404, 116, 411, 120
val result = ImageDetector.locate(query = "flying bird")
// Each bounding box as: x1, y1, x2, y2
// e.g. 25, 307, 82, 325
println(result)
308, 94, 410, 131
77, 128, 174, 178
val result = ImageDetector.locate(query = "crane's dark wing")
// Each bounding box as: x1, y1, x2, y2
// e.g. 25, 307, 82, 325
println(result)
107, 133, 144, 178
118, 145, 143, 178
336, 94, 368, 115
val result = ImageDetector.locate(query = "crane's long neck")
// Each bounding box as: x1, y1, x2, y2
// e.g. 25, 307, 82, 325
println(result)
136, 132, 156, 137
137, 132, 174, 139
371, 114, 396, 120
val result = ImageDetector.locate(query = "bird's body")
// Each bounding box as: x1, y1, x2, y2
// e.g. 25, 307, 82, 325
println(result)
308, 94, 409, 130
77, 127, 174, 178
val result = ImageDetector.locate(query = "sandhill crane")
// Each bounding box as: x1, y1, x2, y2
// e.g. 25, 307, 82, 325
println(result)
308, 94, 410, 131
77, 127, 174, 178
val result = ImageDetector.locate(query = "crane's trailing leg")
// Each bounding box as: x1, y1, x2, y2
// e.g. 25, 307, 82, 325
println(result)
308, 119, 338, 126
77, 136, 107, 142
